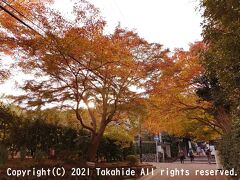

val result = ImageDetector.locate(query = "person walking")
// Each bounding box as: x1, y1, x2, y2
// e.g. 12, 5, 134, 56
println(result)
189, 150, 194, 162
179, 150, 185, 164
206, 148, 211, 164
196, 146, 201, 156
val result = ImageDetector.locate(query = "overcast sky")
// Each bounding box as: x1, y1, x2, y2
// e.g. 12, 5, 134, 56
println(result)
54, 0, 203, 50
86, 0, 202, 50
0, 0, 203, 96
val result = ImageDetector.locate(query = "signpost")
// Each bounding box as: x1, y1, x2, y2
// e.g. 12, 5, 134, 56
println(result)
154, 135, 159, 162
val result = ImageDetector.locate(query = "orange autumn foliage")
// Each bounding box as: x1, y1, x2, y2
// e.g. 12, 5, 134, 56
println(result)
0, 0, 166, 160
144, 42, 221, 138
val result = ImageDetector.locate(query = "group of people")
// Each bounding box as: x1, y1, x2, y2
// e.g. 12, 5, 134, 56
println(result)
179, 148, 212, 164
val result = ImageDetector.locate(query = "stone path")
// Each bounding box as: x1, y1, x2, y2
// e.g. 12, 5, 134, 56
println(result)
139, 162, 228, 180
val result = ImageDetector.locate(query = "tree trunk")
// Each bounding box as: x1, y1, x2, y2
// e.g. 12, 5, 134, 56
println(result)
86, 125, 106, 162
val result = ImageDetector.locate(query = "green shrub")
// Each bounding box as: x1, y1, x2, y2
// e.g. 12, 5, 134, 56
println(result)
218, 121, 240, 177
97, 137, 122, 162
122, 143, 136, 159
0, 144, 8, 165
20, 147, 27, 161
126, 155, 139, 166
35, 149, 46, 162
97, 137, 135, 162
57, 150, 79, 161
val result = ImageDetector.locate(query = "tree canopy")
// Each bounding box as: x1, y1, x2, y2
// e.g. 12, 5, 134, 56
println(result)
200, 0, 240, 174
200, 0, 240, 111
1, 0, 237, 162
0, 0, 165, 161
144, 42, 222, 138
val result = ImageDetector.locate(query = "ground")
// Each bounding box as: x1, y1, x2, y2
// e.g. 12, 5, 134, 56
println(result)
139, 162, 228, 180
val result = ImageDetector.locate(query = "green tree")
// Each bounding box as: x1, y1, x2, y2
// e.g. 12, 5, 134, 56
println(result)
0, 103, 19, 144
200, 0, 240, 175
218, 119, 240, 176
8, 117, 91, 158
200, 0, 240, 111
194, 75, 232, 132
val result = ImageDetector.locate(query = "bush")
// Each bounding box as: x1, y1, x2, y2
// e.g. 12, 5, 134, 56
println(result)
97, 137, 122, 162
122, 143, 136, 159
20, 147, 27, 161
126, 155, 139, 166
97, 137, 135, 162
218, 121, 240, 177
35, 149, 47, 162
0, 144, 8, 165
57, 150, 79, 161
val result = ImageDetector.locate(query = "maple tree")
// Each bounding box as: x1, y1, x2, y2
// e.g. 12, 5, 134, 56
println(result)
144, 42, 223, 138
0, 0, 53, 82
0, 0, 164, 161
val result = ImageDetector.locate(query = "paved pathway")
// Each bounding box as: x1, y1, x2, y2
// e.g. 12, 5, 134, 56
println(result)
139, 162, 228, 180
